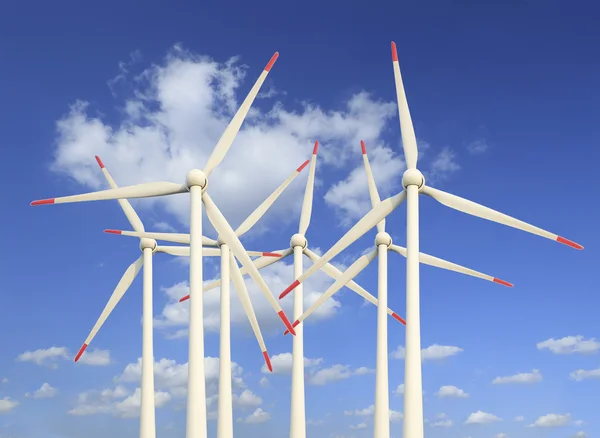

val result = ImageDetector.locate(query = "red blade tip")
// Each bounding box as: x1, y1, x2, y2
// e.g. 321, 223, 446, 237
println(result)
361, 140, 367, 155
391, 42, 398, 61
279, 280, 300, 299
296, 160, 310, 172
104, 229, 123, 235
95, 156, 105, 169
557, 236, 583, 250
313, 140, 319, 155
391, 312, 406, 325
493, 278, 513, 287
31, 198, 55, 206
74, 343, 88, 362
262, 252, 282, 257
278, 310, 296, 336
263, 351, 273, 372
264, 52, 279, 72
179, 294, 190, 302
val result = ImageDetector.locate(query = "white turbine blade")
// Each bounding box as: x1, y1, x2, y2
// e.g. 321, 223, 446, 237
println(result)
389, 244, 513, 287
391, 41, 418, 169
361, 140, 385, 233
290, 250, 378, 332
202, 192, 296, 335
104, 229, 218, 247
229, 253, 272, 372
74, 256, 143, 362
31, 182, 188, 206
298, 141, 319, 235
279, 190, 407, 299
179, 248, 292, 302
155, 246, 223, 257
203, 52, 279, 177
95, 156, 145, 233
235, 158, 311, 237
421, 185, 584, 250
302, 247, 406, 326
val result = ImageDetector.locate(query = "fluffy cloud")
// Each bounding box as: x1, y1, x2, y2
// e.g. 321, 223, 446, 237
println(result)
570, 367, 600, 381
350, 422, 368, 430
393, 384, 404, 395
49, 44, 400, 238
572, 432, 587, 438
392, 344, 463, 361
430, 413, 453, 428
344, 405, 402, 422
465, 411, 501, 424
0, 398, 19, 413
494, 433, 508, 438
16, 346, 68, 367
436, 385, 468, 398
537, 336, 600, 355
154, 256, 343, 338
527, 413, 571, 428
492, 369, 542, 384
260, 352, 323, 375
25, 383, 57, 399
514, 416, 525, 422
77, 349, 112, 366
232, 390, 262, 410
240, 408, 270, 424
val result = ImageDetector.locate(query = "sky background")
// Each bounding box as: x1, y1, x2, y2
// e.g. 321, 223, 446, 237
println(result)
1, 0, 599, 437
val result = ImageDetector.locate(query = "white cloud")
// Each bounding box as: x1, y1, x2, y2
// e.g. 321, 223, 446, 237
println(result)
430, 414, 453, 427
465, 411, 501, 424
77, 349, 112, 366
232, 389, 262, 410
537, 336, 600, 355
241, 408, 270, 424
528, 413, 571, 428
1, 378, 7, 384
570, 367, 600, 381
261, 352, 322, 375
467, 139, 489, 154
393, 384, 404, 395
574, 420, 584, 426
0, 397, 19, 413
492, 369, 542, 384
259, 377, 269, 387
392, 344, 463, 361
494, 433, 508, 438
307, 419, 325, 426
155, 257, 342, 337
49, 45, 398, 239
572, 432, 587, 438
436, 385, 468, 398
26, 383, 57, 399
514, 416, 525, 422
113, 388, 172, 418
16, 346, 69, 367
350, 422, 368, 430
426, 147, 460, 184
344, 404, 402, 422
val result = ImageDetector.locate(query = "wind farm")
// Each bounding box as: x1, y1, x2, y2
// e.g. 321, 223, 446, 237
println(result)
10, 5, 594, 437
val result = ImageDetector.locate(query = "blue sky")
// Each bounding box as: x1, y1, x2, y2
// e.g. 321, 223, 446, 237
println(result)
1, 1, 598, 437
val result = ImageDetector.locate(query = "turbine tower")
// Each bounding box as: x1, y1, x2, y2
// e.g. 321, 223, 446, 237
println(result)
31, 50, 294, 438
287, 141, 513, 438
106, 155, 313, 438
278, 42, 583, 438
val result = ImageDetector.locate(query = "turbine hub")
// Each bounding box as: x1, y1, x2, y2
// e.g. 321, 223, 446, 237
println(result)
140, 238, 157, 252
290, 233, 308, 249
186, 169, 208, 190
375, 232, 392, 247
402, 168, 425, 190
216, 236, 227, 247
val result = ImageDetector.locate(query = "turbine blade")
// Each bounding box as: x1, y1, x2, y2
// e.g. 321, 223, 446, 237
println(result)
361, 141, 385, 233
202, 191, 296, 335
32, 182, 188, 206
421, 186, 583, 250
104, 230, 218, 247
95, 156, 145, 232
389, 244, 513, 287
298, 141, 319, 235
179, 248, 293, 302
203, 52, 279, 177
279, 190, 407, 299
235, 158, 310, 237
74, 256, 143, 362
391, 41, 418, 169
155, 246, 223, 257
302, 247, 404, 325
289, 250, 378, 331
229, 252, 272, 372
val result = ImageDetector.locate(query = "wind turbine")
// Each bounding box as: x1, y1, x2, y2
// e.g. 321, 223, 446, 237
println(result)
285, 141, 513, 438
30, 50, 295, 438
105, 154, 312, 438
277, 42, 583, 438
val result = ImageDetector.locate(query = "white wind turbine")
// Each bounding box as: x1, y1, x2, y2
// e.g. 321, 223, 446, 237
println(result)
30, 50, 296, 438
285, 140, 513, 438
278, 42, 584, 438
105, 154, 312, 438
